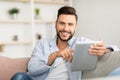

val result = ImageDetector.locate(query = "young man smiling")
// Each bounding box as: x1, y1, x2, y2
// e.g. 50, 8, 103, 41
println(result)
11, 6, 118, 80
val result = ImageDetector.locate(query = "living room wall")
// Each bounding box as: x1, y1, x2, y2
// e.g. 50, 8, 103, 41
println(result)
73, 0, 120, 48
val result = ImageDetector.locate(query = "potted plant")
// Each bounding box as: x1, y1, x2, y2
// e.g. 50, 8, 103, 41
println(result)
35, 8, 40, 19
12, 35, 18, 41
8, 8, 19, 19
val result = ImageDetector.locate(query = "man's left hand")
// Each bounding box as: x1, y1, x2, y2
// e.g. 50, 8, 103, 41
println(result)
89, 41, 107, 56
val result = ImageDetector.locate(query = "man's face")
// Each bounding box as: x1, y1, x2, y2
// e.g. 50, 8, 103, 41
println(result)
56, 14, 77, 41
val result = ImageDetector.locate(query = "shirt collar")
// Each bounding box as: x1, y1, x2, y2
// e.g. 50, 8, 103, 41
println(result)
68, 36, 76, 46
50, 35, 76, 47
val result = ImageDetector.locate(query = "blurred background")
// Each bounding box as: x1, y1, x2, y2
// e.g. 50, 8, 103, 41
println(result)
0, 0, 120, 58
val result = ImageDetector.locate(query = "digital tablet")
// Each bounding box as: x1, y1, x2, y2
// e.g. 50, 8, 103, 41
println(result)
71, 41, 99, 71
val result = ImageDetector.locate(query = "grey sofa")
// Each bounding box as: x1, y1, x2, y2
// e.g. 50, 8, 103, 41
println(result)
0, 51, 120, 80
82, 51, 120, 79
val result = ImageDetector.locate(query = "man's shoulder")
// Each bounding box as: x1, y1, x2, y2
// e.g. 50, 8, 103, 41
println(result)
36, 38, 53, 44
36, 37, 56, 46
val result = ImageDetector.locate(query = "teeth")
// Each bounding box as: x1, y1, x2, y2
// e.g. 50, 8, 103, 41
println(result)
62, 32, 68, 34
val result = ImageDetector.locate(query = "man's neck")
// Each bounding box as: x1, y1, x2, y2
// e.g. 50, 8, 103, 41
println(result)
57, 38, 68, 50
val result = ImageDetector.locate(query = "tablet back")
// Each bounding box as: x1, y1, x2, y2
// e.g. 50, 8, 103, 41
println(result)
71, 42, 98, 71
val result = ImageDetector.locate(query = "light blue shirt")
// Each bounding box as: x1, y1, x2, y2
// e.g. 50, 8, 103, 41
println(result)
27, 36, 118, 80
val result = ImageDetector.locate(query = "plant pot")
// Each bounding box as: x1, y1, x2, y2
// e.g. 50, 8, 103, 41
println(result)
35, 15, 41, 19
10, 13, 18, 19
12, 35, 18, 41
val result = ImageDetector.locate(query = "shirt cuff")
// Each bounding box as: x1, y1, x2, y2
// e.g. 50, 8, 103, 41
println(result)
107, 47, 114, 51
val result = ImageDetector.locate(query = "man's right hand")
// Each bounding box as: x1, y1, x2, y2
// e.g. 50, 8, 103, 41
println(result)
57, 48, 74, 63
47, 48, 74, 66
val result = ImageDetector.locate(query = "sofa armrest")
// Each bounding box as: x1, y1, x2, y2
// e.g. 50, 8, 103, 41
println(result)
0, 56, 29, 80
82, 51, 120, 79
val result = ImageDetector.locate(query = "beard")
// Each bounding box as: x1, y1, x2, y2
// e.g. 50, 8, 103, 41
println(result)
57, 30, 74, 41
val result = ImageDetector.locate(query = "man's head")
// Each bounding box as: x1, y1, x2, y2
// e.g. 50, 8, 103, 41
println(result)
56, 6, 78, 41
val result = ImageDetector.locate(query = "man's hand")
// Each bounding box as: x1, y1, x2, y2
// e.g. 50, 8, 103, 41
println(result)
47, 48, 74, 66
89, 41, 106, 56
57, 48, 74, 63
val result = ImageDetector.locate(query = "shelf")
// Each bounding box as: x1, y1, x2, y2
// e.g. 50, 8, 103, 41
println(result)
0, 19, 54, 24
0, 41, 32, 46
0, 0, 69, 5
34, 0, 69, 5
35, 19, 54, 24
0, 0, 28, 3
0, 20, 29, 24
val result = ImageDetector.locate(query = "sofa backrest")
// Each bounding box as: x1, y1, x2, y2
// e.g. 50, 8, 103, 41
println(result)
0, 56, 29, 80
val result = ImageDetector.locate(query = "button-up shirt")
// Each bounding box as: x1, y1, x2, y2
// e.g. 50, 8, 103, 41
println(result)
27, 36, 119, 80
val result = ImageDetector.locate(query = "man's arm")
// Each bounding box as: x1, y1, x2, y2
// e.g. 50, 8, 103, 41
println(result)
28, 41, 50, 76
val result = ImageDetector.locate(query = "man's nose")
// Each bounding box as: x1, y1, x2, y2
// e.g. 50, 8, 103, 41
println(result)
64, 24, 69, 30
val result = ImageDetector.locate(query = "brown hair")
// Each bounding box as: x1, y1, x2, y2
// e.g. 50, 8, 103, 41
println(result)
57, 6, 78, 21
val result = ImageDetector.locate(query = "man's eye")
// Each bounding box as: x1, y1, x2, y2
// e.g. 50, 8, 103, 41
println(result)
60, 22, 65, 25
69, 23, 73, 26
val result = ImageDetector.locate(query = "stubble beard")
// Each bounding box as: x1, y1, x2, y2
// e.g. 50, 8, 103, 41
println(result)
57, 31, 74, 42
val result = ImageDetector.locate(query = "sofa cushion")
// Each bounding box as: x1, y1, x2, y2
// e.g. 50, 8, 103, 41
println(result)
82, 51, 120, 79
0, 56, 29, 80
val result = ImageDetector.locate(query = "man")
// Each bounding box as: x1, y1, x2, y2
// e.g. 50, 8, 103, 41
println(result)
11, 6, 118, 80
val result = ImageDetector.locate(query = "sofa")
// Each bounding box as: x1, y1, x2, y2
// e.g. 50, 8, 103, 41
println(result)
0, 51, 120, 80
0, 56, 29, 80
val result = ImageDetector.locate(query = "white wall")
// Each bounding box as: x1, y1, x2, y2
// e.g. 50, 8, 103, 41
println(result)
73, 0, 120, 48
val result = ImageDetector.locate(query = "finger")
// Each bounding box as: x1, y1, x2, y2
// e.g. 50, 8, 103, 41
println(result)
69, 53, 73, 63
92, 46, 106, 50
66, 51, 72, 63
99, 37, 103, 41
64, 49, 73, 62
69, 49, 74, 53
64, 52, 69, 62
93, 42, 104, 47
65, 49, 70, 61
89, 49, 97, 55
96, 43, 105, 47
90, 44, 106, 50
97, 50, 105, 56
61, 52, 66, 60
89, 49, 105, 56
62, 49, 74, 61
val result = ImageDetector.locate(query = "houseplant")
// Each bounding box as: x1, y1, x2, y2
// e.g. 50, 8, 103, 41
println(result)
35, 8, 40, 19
8, 8, 19, 19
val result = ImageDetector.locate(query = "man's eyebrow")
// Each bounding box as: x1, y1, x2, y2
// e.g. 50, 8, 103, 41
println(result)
58, 20, 75, 25
68, 22, 75, 24
59, 21, 65, 24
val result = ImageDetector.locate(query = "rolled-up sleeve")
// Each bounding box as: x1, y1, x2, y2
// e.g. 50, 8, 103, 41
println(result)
106, 45, 120, 51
